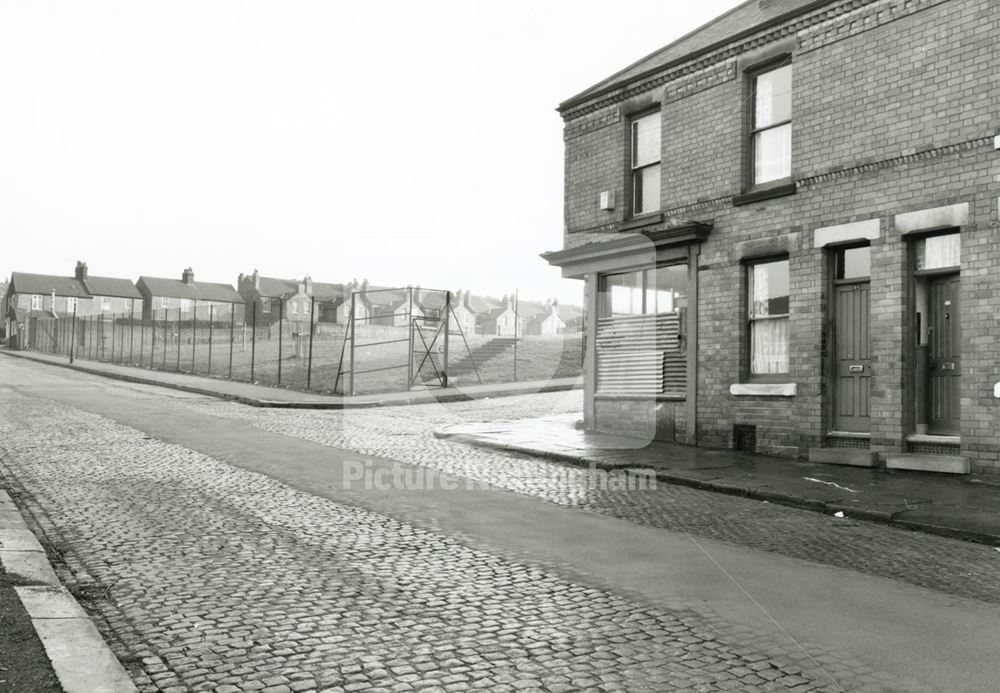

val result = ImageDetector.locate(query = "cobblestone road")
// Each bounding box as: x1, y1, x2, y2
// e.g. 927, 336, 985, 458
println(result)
0, 388, 879, 693
4, 368, 1000, 691
179, 392, 1000, 606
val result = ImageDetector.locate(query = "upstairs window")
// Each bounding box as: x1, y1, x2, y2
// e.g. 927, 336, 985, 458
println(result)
747, 258, 790, 376
160, 296, 169, 309
630, 111, 661, 215
31, 294, 42, 309
261, 298, 271, 313
101, 297, 111, 311
751, 64, 792, 185
67, 297, 78, 313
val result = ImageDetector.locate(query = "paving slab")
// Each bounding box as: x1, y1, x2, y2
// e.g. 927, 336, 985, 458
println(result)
437, 416, 1000, 546
0, 509, 29, 528
0, 550, 60, 585
0, 527, 45, 552
16, 585, 89, 619
32, 617, 138, 693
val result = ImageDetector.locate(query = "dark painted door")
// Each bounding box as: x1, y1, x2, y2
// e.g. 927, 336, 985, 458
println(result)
834, 282, 871, 432
928, 275, 960, 435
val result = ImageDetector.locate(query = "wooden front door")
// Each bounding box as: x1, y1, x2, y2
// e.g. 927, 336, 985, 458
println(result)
834, 281, 871, 432
928, 275, 960, 435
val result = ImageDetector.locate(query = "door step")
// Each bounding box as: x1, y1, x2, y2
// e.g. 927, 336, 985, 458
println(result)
809, 447, 878, 467
885, 453, 970, 475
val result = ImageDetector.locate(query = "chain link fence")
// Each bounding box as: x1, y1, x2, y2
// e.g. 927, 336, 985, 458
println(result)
21, 288, 582, 396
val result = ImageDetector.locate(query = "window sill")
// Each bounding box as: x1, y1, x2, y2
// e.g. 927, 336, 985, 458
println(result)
595, 392, 685, 402
620, 213, 664, 231
729, 382, 796, 397
733, 182, 796, 207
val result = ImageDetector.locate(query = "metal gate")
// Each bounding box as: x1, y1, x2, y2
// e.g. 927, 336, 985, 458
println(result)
334, 287, 481, 396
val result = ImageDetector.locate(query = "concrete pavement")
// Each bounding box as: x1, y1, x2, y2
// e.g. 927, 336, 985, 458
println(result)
436, 415, 1000, 546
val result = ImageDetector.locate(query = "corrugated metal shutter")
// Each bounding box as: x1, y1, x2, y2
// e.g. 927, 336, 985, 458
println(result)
596, 313, 685, 396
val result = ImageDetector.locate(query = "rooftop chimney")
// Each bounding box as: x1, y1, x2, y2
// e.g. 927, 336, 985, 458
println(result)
74, 261, 88, 280
252, 269, 259, 289
304, 275, 313, 294
182, 268, 195, 285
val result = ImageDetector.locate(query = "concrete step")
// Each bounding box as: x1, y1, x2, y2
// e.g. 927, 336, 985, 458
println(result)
809, 447, 878, 467
885, 453, 970, 475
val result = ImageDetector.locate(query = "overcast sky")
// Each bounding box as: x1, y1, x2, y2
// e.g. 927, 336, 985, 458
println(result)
0, 0, 745, 305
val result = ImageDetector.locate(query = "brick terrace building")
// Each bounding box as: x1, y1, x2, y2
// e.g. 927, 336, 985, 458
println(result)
4, 262, 141, 349
543, 0, 999, 473
137, 269, 243, 322
237, 270, 345, 326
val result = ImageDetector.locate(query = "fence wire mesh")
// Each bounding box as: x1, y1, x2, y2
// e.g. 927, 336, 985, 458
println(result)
19, 288, 583, 396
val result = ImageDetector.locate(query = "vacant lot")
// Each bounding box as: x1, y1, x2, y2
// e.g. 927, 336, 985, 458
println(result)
30, 317, 583, 395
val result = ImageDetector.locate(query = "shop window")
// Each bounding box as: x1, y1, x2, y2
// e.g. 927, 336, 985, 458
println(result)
597, 264, 688, 395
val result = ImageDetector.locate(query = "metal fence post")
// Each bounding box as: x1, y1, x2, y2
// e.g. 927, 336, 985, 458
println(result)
163, 309, 168, 369
307, 297, 315, 389
129, 303, 135, 365
407, 287, 414, 390
208, 305, 214, 376
228, 304, 235, 379
176, 307, 182, 371
348, 293, 356, 396
70, 303, 77, 363
513, 288, 519, 382
442, 291, 450, 389
278, 299, 284, 386
192, 304, 197, 372
150, 310, 156, 368
250, 301, 257, 382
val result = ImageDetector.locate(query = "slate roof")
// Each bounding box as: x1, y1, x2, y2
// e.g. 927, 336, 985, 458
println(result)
464, 294, 505, 314
138, 276, 243, 303
9, 272, 89, 298
250, 276, 344, 302
311, 282, 343, 301
82, 276, 142, 299
560, 0, 828, 110
255, 277, 299, 298
516, 300, 549, 319
414, 289, 450, 312
363, 286, 408, 308
8, 271, 142, 300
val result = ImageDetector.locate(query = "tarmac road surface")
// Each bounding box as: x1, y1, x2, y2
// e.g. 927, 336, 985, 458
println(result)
2, 356, 999, 692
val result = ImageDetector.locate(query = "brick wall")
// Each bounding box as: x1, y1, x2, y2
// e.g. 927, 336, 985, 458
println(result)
560, 0, 1000, 471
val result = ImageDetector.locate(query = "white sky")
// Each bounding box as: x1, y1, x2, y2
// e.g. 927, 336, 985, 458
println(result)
0, 0, 745, 305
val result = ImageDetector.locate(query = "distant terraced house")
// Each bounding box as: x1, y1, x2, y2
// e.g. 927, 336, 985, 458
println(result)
3, 261, 141, 349
137, 268, 243, 322
237, 270, 345, 326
